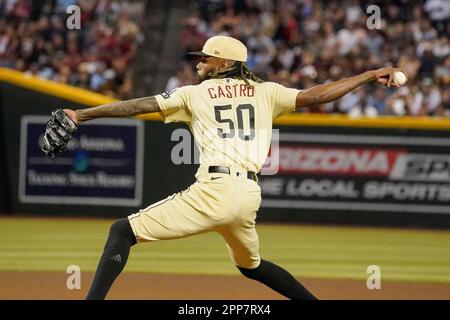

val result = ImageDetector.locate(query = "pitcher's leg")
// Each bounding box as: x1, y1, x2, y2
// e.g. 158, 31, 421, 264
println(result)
128, 185, 220, 242
86, 218, 136, 300
219, 225, 261, 269
219, 225, 317, 300
87, 183, 214, 300
237, 259, 317, 300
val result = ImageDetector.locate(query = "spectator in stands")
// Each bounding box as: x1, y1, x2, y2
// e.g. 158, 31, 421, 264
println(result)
367, 87, 388, 114
411, 77, 442, 116
435, 56, 450, 87
436, 88, 450, 117
348, 88, 379, 118
385, 86, 414, 116
165, 62, 196, 92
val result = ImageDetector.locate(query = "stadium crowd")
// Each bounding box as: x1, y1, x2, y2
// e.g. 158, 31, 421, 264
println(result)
0, 0, 144, 99
174, 0, 449, 117
1, 0, 448, 115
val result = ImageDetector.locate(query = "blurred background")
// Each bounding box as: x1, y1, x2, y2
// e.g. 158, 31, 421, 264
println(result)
0, 0, 448, 116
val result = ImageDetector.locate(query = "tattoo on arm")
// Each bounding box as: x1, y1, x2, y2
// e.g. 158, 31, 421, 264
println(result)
76, 96, 161, 123
296, 71, 376, 108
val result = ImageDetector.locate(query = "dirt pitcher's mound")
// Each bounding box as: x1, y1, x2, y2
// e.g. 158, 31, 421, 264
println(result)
1, 271, 449, 300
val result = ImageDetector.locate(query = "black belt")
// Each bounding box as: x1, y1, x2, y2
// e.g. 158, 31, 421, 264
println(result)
208, 166, 258, 182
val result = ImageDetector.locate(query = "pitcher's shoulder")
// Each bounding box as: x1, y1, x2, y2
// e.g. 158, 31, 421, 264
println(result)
259, 81, 281, 87
256, 81, 282, 93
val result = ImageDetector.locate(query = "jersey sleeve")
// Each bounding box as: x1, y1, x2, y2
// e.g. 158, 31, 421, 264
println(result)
155, 86, 193, 124
267, 82, 300, 119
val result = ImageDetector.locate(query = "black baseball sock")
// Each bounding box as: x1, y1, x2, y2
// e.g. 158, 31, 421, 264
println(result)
237, 259, 317, 300
86, 218, 137, 300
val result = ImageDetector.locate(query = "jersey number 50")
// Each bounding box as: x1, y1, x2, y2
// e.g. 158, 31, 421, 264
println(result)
214, 104, 255, 141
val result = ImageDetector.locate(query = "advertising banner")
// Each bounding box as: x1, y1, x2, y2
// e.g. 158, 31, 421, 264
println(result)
19, 116, 144, 206
260, 133, 450, 214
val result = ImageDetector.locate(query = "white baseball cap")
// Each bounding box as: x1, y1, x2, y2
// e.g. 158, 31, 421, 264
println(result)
188, 36, 247, 62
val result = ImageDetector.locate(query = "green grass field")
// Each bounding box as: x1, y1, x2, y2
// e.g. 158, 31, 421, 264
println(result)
0, 217, 449, 283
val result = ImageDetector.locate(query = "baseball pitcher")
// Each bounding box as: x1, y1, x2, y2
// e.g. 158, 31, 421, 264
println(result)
41, 36, 405, 300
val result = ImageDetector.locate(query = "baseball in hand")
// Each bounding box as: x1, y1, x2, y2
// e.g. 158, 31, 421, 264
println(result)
394, 71, 407, 86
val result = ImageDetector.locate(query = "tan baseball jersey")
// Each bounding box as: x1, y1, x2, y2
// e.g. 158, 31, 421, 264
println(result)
128, 78, 299, 269
155, 78, 300, 173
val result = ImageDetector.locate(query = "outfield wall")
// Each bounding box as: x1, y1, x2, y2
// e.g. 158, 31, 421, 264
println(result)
1, 68, 449, 227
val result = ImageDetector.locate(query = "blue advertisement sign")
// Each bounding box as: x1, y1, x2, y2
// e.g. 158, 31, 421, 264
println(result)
19, 116, 144, 206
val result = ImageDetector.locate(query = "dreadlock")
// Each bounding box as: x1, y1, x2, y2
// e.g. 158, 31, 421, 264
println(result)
208, 61, 264, 86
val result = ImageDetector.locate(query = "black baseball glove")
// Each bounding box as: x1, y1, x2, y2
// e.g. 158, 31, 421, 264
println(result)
41, 109, 78, 159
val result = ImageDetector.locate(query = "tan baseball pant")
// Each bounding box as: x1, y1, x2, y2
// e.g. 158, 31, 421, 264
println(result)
128, 165, 262, 268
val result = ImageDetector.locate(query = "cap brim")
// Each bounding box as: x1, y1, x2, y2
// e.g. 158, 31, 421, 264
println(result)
188, 51, 210, 57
